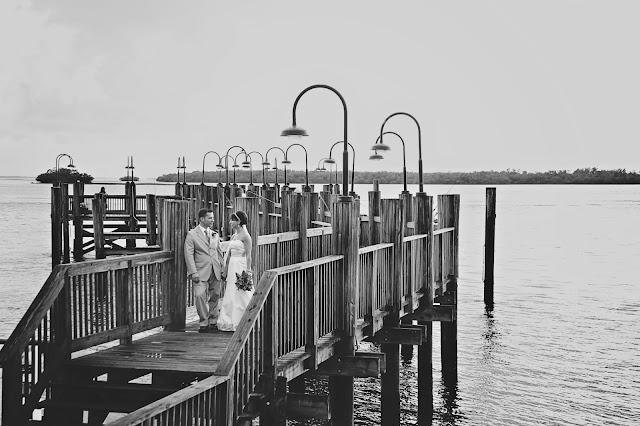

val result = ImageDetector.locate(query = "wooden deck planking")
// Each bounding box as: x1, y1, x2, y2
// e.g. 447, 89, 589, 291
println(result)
71, 329, 235, 374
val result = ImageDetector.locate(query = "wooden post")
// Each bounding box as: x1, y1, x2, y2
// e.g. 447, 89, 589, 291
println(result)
400, 192, 414, 359
368, 181, 381, 247
146, 194, 157, 246
234, 196, 260, 272
264, 188, 277, 235
379, 198, 404, 425
162, 200, 189, 331
72, 181, 84, 261
309, 192, 319, 224
61, 184, 71, 263
300, 193, 311, 262
51, 186, 63, 268
280, 189, 291, 232
92, 194, 105, 260
484, 187, 496, 306
125, 182, 137, 249
329, 198, 359, 426
415, 193, 434, 422
438, 195, 459, 384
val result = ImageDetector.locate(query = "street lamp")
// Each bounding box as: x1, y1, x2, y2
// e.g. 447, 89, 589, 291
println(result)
225, 145, 246, 186
202, 150, 222, 185
243, 151, 266, 186
263, 146, 287, 187
218, 154, 239, 186
55, 153, 75, 186
233, 151, 245, 185
379, 112, 425, 193
370, 131, 408, 193
281, 143, 310, 191
324, 141, 356, 196
281, 84, 352, 202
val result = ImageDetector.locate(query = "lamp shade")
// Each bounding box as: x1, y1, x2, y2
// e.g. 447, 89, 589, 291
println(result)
232, 163, 239, 168
371, 143, 390, 151
281, 125, 308, 137
216, 163, 225, 169
261, 161, 270, 166
241, 160, 251, 167
281, 159, 292, 165
369, 152, 384, 161
324, 157, 336, 164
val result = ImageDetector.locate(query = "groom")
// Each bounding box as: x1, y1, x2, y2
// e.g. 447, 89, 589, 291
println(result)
184, 208, 224, 333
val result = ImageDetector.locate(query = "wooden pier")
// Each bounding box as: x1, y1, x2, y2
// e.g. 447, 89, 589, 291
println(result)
1, 181, 459, 425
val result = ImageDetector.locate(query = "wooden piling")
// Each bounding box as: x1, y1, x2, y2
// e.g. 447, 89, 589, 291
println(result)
61, 184, 70, 264
234, 196, 260, 271
51, 186, 63, 268
92, 194, 105, 260
379, 198, 404, 425
415, 193, 434, 421
400, 191, 414, 359
146, 194, 157, 246
162, 200, 189, 331
72, 182, 85, 261
368, 183, 381, 247
329, 198, 360, 426
484, 187, 496, 306
438, 195, 460, 383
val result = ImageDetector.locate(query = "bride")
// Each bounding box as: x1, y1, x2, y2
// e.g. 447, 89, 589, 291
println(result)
217, 210, 254, 332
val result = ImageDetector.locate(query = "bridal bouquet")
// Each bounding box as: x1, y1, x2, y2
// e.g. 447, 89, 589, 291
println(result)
235, 270, 254, 291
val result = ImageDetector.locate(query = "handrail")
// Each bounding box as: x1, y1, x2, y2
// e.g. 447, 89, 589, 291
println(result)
268, 255, 343, 275
358, 242, 394, 255
215, 270, 279, 376
0, 264, 68, 364
403, 233, 428, 243
433, 226, 454, 235
0, 250, 172, 364
105, 375, 230, 426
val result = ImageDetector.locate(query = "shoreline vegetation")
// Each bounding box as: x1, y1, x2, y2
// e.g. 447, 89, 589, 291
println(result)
156, 167, 640, 185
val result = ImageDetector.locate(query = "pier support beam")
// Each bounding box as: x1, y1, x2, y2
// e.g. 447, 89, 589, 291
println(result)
72, 182, 85, 261
162, 200, 189, 331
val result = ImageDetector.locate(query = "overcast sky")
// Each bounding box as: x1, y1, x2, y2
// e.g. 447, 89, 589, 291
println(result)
1, 0, 639, 179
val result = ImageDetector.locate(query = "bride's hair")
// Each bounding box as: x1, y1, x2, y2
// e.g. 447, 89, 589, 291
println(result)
232, 210, 248, 227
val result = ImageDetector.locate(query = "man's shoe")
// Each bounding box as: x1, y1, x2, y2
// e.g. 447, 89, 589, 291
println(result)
198, 326, 209, 333
206, 324, 218, 332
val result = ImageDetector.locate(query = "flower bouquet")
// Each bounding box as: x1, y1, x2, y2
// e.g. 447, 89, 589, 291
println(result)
235, 270, 254, 291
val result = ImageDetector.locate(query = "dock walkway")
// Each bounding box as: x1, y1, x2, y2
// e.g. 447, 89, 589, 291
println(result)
0, 182, 460, 425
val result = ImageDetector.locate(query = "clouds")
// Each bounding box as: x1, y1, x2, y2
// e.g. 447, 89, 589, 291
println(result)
1, 1, 639, 178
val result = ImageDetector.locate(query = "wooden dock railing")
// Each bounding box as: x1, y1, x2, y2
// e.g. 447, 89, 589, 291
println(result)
0, 250, 178, 423
106, 254, 344, 425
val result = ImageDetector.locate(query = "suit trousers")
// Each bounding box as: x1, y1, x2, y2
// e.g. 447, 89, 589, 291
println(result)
193, 273, 222, 327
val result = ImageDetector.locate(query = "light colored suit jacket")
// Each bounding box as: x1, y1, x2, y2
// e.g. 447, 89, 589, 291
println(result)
184, 227, 223, 281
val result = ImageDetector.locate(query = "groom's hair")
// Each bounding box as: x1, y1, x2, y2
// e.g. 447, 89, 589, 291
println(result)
198, 208, 213, 220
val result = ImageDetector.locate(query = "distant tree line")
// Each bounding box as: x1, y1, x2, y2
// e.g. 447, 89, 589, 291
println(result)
36, 168, 94, 184
156, 167, 640, 185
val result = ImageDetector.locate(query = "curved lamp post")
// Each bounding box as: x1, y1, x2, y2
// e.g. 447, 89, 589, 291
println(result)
281, 143, 310, 191
324, 141, 356, 195
281, 84, 352, 202
225, 145, 246, 186
370, 131, 408, 193
233, 151, 246, 185
379, 112, 424, 193
243, 151, 266, 186
202, 150, 222, 185
264, 146, 287, 187
55, 153, 75, 186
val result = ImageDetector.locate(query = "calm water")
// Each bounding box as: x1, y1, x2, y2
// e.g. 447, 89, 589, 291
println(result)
1, 178, 639, 425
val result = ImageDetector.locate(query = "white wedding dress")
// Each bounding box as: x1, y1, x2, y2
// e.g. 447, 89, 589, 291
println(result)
217, 236, 253, 332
